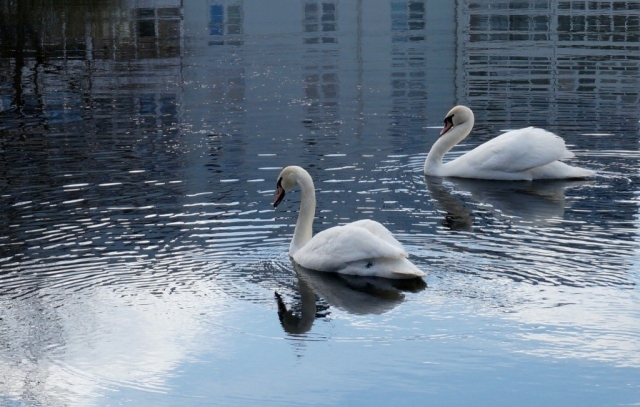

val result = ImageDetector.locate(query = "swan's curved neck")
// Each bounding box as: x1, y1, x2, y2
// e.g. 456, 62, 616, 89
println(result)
290, 171, 316, 256
424, 117, 474, 175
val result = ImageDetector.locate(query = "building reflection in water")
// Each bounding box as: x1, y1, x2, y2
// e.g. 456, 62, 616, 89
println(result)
0, 0, 186, 215
0, 0, 184, 129
302, 0, 340, 141
455, 0, 639, 226
460, 0, 639, 135
389, 1, 428, 138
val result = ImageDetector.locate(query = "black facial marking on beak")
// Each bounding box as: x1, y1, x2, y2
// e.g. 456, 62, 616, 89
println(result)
440, 114, 454, 136
273, 177, 285, 208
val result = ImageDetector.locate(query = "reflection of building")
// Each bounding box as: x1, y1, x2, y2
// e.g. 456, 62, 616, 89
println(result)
389, 1, 428, 137
49, 3, 185, 61
459, 0, 640, 132
1, 0, 184, 126
302, 0, 340, 137
181, 0, 456, 167
132, 6, 183, 59
0, 0, 186, 259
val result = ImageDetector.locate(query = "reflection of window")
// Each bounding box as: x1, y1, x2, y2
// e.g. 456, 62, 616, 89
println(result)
1, 95, 11, 112
466, 1, 557, 41
304, 2, 337, 44
138, 20, 156, 37
210, 5, 223, 35
209, 4, 243, 45
140, 94, 155, 115
391, 1, 426, 42
133, 7, 182, 58
558, 10, 640, 42
137, 8, 156, 37
305, 73, 338, 100
227, 5, 242, 34
389, 51, 427, 134
212, 75, 245, 103
302, 55, 339, 128
469, 13, 549, 41
138, 94, 179, 126
207, 68, 245, 141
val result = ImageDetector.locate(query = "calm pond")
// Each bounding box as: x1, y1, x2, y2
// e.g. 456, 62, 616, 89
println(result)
1, 1, 639, 406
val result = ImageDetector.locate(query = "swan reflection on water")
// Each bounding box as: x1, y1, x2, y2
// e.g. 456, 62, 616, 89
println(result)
275, 263, 426, 335
424, 176, 591, 230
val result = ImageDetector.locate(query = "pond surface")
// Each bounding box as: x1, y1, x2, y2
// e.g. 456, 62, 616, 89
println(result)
1, 1, 640, 406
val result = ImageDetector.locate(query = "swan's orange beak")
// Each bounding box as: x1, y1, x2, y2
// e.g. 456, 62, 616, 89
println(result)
440, 120, 453, 136
273, 182, 285, 208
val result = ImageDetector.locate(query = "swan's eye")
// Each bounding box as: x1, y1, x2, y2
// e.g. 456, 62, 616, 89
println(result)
277, 177, 282, 187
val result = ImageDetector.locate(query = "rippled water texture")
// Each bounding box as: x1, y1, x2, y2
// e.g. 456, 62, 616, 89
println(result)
1, 1, 640, 406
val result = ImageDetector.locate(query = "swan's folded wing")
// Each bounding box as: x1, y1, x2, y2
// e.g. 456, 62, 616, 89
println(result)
348, 219, 405, 250
293, 225, 408, 272
463, 127, 571, 173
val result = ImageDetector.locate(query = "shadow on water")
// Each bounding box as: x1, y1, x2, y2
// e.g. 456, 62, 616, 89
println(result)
275, 262, 426, 335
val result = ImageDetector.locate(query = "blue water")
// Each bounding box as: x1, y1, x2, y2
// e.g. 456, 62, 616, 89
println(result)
0, 1, 639, 406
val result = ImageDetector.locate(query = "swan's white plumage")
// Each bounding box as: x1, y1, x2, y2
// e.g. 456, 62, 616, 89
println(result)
294, 224, 405, 269
424, 106, 595, 180
462, 128, 565, 172
348, 219, 405, 251
273, 166, 424, 279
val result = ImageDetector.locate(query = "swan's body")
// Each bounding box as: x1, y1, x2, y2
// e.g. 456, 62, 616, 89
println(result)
424, 106, 595, 180
273, 166, 424, 279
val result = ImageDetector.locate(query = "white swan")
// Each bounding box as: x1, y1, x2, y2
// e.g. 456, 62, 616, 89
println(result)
273, 166, 425, 279
424, 105, 595, 180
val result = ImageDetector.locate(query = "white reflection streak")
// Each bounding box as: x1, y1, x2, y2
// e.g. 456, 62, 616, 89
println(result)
507, 286, 640, 367
0, 282, 230, 406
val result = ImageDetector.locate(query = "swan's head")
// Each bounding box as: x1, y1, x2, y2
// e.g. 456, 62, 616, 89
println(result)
273, 165, 307, 208
440, 105, 474, 136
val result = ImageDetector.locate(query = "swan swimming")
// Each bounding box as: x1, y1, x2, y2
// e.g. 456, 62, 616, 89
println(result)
273, 165, 424, 279
424, 105, 595, 180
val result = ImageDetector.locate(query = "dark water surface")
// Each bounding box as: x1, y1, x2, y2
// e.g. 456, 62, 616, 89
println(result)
1, 1, 640, 406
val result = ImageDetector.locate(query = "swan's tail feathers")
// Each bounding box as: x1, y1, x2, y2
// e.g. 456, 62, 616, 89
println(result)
392, 267, 426, 279
563, 164, 596, 179
531, 161, 596, 179
391, 258, 426, 278
561, 150, 576, 160
573, 168, 596, 178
